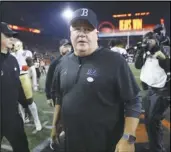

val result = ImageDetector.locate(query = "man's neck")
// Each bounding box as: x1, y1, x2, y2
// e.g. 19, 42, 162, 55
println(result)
75, 45, 99, 57
1, 48, 8, 54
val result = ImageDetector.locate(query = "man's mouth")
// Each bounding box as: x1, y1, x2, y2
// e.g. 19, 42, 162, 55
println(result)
78, 40, 87, 44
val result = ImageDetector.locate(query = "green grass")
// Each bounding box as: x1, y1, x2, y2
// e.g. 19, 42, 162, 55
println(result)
1, 64, 143, 152
26, 75, 54, 150
129, 63, 142, 89
26, 92, 53, 150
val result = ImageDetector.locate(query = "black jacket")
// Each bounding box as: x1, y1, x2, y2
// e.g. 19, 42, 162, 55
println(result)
45, 51, 73, 100
52, 47, 141, 151
45, 55, 62, 100
0, 53, 20, 123
134, 49, 145, 69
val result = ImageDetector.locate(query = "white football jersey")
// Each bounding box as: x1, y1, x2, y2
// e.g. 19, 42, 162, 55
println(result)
11, 49, 28, 74
23, 50, 33, 58
28, 65, 38, 89
111, 47, 127, 55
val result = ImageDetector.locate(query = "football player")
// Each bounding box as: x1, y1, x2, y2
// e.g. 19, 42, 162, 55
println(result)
11, 39, 42, 131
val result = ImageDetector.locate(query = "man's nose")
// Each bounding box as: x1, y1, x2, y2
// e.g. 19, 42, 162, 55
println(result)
78, 28, 86, 37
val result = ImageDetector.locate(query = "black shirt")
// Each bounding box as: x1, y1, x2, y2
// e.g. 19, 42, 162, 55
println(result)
45, 55, 62, 99
46, 51, 73, 100
0, 53, 20, 123
52, 47, 141, 151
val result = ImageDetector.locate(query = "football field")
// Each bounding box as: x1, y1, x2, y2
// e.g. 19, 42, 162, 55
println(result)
1, 63, 170, 152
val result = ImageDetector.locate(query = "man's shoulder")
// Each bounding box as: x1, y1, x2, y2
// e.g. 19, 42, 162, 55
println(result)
8, 53, 18, 62
50, 56, 61, 65
55, 52, 74, 70
100, 47, 125, 60
4, 54, 20, 72
61, 51, 73, 61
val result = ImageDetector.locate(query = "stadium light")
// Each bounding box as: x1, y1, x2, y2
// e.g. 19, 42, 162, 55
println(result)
62, 8, 73, 21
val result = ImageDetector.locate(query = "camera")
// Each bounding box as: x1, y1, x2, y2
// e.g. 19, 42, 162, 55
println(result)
133, 24, 170, 58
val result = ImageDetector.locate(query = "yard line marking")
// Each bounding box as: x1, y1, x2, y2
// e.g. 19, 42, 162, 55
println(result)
44, 125, 53, 130
42, 111, 54, 114
25, 123, 35, 127
1, 144, 13, 151
25, 122, 54, 130
32, 138, 50, 152
32, 121, 49, 134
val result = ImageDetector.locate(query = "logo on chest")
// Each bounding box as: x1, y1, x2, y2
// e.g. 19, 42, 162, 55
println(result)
86, 69, 97, 77
86, 69, 98, 82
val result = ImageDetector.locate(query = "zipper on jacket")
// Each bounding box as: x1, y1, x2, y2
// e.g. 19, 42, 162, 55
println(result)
75, 57, 82, 84
75, 64, 82, 84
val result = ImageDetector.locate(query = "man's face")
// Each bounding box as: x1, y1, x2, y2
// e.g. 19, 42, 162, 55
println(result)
1, 33, 13, 51
70, 20, 98, 57
59, 44, 71, 56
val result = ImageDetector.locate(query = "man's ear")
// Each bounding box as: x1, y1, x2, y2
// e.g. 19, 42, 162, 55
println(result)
96, 29, 99, 40
70, 26, 73, 32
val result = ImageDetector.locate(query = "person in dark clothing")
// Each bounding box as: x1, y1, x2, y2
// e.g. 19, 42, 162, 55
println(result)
134, 30, 170, 152
50, 8, 142, 152
0, 22, 30, 152
45, 39, 72, 107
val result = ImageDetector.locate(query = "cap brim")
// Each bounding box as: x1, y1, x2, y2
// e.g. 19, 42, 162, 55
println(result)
70, 16, 96, 29
1, 22, 18, 37
3, 31, 18, 37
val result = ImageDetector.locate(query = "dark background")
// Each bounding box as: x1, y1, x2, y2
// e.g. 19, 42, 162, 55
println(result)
1, 1, 170, 38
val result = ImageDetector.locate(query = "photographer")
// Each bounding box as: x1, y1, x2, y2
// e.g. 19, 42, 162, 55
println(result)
134, 24, 170, 152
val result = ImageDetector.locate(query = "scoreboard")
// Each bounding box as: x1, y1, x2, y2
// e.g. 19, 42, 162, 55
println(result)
98, 11, 164, 37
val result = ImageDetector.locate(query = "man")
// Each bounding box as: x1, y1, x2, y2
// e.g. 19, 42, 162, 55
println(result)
40, 59, 46, 75
11, 38, 42, 131
0, 22, 30, 152
34, 57, 41, 85
26, 57, 38, 90
45, 39, 72, 107
51, 8, 142, 152
134, 30, 170, 152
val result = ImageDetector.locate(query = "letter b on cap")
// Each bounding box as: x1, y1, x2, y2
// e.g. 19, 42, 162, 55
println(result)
81, 8, 88, 16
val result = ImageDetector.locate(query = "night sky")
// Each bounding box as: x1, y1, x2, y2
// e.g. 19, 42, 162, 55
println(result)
1, 1, 170, 38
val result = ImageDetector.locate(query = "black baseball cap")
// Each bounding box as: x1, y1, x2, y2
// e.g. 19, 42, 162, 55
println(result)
70, 8, 98, 29
1, 22, 18, 37
59, 39, 71, 47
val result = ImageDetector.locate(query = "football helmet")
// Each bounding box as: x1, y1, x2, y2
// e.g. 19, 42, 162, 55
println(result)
12, 39, 23, 52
